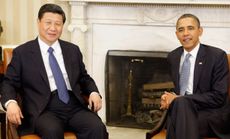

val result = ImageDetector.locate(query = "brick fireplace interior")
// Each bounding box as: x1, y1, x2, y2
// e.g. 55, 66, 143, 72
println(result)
105, 50, 173, 129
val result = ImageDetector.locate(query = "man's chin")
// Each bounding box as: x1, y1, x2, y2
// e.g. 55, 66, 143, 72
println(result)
182, 45, 196, 51
47, 38, 58, 43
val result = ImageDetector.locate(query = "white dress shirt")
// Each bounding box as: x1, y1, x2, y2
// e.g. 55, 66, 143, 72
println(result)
38, 37, 72, 91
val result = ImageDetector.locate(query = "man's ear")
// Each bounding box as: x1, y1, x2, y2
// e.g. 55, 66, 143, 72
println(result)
199, 27, 203, 36
175, 31, 179, 40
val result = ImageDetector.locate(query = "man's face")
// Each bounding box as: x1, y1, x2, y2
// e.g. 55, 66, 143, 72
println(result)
37, 12, 64, 46
175, 17, 203, 52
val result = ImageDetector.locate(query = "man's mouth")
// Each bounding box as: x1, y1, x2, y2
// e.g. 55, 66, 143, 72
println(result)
183, 38, 191, 43
48, 33, 56, 37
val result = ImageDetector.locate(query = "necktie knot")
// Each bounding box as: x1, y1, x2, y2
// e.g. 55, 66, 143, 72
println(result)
185, 53, 191, 61
48, 47, 54, 53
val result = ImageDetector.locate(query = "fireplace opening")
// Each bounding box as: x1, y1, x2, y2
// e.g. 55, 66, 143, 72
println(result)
105, 50, 174, 129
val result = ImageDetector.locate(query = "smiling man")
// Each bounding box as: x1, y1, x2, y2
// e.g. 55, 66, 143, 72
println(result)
160, 13, 229, 139
1, 3, 108, 139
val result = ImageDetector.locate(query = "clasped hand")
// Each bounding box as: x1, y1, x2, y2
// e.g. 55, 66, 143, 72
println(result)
160, 91, 178, 110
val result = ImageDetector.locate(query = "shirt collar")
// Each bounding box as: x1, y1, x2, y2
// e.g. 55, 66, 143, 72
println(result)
38, 37, 61, 54
183, 43, 200, 59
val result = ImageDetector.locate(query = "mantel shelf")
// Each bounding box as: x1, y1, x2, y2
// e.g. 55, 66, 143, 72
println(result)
60, 0, 230, 6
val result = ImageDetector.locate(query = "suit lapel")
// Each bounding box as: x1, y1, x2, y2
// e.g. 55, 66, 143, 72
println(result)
59, 40, 73, 87
172, 48, 183, 93
30, 39, 50, 88
193, 44, 206, 93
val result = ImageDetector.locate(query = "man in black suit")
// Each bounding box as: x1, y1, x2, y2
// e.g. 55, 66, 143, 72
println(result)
160, 13, 229, 139
1, 3, 107, 139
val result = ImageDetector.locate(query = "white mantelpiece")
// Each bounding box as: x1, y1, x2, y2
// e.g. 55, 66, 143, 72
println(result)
62, 0, 230, 123
62, 0, 230, 5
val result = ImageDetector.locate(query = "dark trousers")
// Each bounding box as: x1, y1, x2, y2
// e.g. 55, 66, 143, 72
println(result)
208, 101, 230, 139
166, 97, 216, 139
34, 91, 108, 139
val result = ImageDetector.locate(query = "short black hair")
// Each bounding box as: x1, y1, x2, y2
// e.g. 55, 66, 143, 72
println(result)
38, 3, 66, 24
176, 13, 200, 28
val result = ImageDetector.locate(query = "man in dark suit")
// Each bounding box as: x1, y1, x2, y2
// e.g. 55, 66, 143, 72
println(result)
160, 13, 229, 139
1, 3, 107, 139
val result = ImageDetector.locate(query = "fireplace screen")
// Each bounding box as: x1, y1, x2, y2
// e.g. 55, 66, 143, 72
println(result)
105, 50, 174, 129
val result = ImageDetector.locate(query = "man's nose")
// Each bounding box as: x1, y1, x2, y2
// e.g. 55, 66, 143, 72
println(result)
183, 29, 189, 36
49, 24, 56, 31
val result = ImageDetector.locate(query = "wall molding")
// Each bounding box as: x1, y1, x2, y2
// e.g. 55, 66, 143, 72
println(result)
61, 0, 230, 6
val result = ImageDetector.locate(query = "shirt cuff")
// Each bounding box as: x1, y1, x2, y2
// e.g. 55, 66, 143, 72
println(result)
5, 100, 17, 109
90, 91, 102, 98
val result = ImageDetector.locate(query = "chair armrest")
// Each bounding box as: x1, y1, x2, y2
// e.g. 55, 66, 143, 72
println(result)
146, 110, 168, 139
7, 121, 19, 139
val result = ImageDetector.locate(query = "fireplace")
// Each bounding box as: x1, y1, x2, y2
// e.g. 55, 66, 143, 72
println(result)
105, 50, 173, 129
64, 0, 230, 124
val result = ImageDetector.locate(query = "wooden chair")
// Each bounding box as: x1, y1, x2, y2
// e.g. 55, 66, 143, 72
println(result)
146, 54, 230, 139
2, 48, 77, 139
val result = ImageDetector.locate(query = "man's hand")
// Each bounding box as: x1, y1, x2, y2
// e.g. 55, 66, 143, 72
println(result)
89, 92, 102, 112
160, 91, 178, 110
160, 93, 168, 110
6, 102, 23, 125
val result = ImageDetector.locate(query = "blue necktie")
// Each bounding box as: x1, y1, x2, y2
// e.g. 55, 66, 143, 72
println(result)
179, 53, 191, 95
48, 47, 69, 104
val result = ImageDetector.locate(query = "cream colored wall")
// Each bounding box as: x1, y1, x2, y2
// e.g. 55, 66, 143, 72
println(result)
0, 0, 70, 45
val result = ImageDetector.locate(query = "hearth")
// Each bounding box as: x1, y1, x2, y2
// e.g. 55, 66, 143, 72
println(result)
105, 50, 174, 129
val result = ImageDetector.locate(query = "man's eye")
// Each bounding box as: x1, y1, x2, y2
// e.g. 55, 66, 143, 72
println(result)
188, 26, 194, 30
55, 23, 62, 26
178, 29, 184, 32
45, 22, 51, 25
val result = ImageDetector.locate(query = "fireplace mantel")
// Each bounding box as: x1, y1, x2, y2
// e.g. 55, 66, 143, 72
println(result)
61, 0, 230, 123
61, 0, 230, 5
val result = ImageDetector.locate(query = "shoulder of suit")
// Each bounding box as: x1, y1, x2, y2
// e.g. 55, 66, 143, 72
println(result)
13, 39, 38, 53
201, 43, 226, 54
58, 39, 79, 47
168, 46, 183, 56
58, 39, 82, 54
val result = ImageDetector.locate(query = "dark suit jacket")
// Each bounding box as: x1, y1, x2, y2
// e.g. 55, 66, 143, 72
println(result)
167, 43, 229, 110
1, 38, 99, 135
